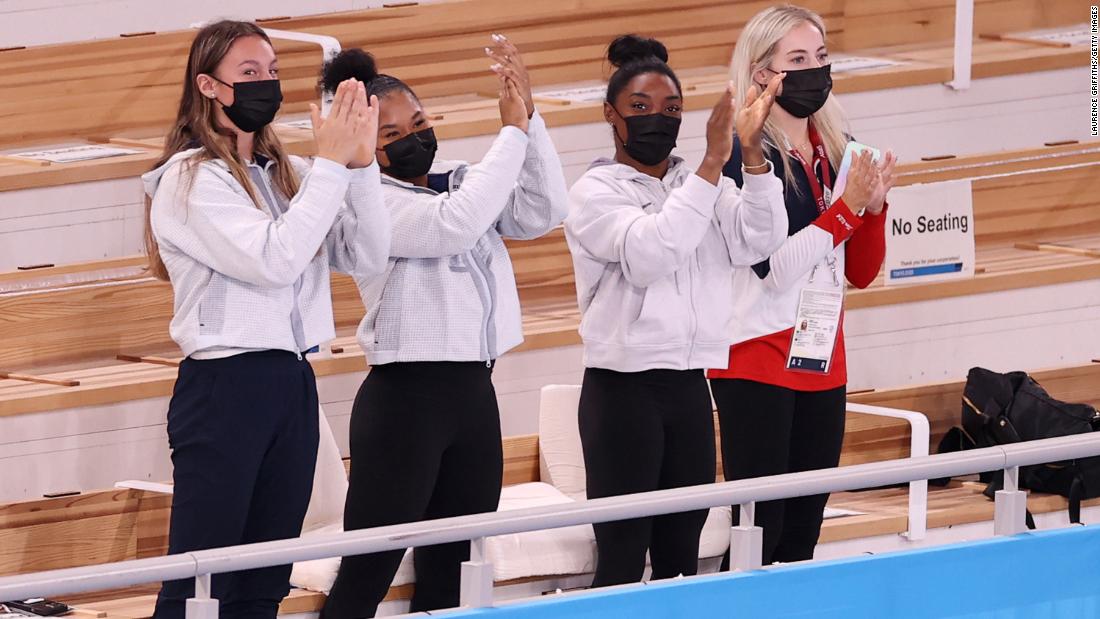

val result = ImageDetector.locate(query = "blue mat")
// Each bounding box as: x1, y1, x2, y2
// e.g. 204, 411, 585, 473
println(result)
443, 525, 1100, 618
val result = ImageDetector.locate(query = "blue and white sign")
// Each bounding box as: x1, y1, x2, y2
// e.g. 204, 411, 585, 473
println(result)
884, 179, 975, 285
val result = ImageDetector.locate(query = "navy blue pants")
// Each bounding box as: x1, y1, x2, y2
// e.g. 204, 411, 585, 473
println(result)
154, 350, 319, 619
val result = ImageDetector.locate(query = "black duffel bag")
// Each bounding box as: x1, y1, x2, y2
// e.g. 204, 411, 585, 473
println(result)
934, 367, 1100, 524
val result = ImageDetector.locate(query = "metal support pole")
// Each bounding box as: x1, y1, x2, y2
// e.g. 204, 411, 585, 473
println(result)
947, 0, 974, 90
459, 537, 494, 607
729, 501, 763, 571
184, 573, 218, 619
994, 466, 1028, 536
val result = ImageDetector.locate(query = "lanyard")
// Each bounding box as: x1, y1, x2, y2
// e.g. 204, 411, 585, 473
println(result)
792, 123, 840, 287
788, 122, 832, 215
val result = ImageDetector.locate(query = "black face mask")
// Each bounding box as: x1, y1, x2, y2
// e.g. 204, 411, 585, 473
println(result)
612, 109, 682, 166
766, 64, 832, 118
380, 127, 438, 180
213, 78, 283, 133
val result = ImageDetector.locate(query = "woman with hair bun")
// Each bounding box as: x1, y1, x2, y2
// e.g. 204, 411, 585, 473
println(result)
318, 36, 568, 618
563, 34, 788, 586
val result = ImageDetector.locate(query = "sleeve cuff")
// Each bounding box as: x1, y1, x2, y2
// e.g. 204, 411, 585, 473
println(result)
527, 109, 547, 135
813, 198, 864, 247
740, 161, 783, 194
312, 156, 354, 181
500, 124, 532, 144
682, 171, 723, 216
348, 159, 381, 186
863, 201, 889, 221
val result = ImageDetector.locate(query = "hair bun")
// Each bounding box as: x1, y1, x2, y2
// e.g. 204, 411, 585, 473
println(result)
607, 34, 669, 68
320, 48, 380, 93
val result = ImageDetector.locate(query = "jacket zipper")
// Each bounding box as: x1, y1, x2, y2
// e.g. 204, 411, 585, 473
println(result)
647, 173, 697, 368
446, 171, 495, 367
962, 395, 985, 417
252, 164, 309, 356
467, 250, 494, 364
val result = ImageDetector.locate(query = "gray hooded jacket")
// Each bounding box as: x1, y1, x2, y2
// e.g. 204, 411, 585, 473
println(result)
565, 156, 787, 372
352, 111, 568, 364
144, 149, 389, 359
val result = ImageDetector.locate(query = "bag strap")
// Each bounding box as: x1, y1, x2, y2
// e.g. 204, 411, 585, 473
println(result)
1068, 474, 1085, 524
932, 427, 974, 487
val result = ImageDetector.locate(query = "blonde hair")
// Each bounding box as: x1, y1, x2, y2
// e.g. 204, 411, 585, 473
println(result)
730, 5, 849, 192
144, 20, 300, 281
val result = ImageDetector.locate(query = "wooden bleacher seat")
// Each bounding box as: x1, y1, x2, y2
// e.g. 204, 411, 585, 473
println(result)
0, 2, 1094, 615
2, 140, 1097, 419
0, 0, 1088, 194
3, 361, 1098, 618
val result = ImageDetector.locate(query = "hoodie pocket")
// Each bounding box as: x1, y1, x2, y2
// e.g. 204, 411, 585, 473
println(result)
373, 262, 406, 350
197, 274, 228, 336
625, 278, 688, 347
692, 259, 736, 346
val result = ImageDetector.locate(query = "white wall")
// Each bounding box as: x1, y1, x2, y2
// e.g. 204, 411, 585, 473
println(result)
0, 0, 388, 48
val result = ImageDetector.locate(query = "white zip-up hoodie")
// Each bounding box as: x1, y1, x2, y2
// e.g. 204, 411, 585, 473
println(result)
565, 156, 788, 372
145, 149, 390, 359
352, 111, 569, 364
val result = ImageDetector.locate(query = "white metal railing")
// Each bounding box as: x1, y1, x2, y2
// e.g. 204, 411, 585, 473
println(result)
1, 433, 1098, 616
947, 0, 975, 90
847, 403, 930, 540
260, 28, 341, 116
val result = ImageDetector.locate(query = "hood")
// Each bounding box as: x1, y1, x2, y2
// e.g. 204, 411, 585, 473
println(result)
380, 158, 467, 191
584, 155, 689, 185
141, 148, 203, 198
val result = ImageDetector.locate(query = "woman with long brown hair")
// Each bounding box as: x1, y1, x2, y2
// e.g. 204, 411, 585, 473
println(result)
142, 20, 389, 619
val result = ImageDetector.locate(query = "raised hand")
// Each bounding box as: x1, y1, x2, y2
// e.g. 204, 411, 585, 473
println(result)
485, 33, 534, 119
839, 150, 883, 215
498, 75, 530, 133
348, 94, 381, 169
867, 149, 897, 215
736, 71, 784, 149
703, 84, 737, 166
312, 79, 369, 167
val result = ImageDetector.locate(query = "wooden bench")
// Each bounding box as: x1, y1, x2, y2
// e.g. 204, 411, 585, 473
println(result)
0, 0, 1087, 193
4, 361, 1097, 617
3, 140, 1096, 417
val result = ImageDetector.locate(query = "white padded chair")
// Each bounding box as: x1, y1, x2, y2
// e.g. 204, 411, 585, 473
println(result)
537, 384, 732, 560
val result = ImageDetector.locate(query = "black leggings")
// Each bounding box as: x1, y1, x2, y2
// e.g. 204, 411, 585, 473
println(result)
710, 378, 846, 566
321, 362, 503, 619
579, 367, 716, 587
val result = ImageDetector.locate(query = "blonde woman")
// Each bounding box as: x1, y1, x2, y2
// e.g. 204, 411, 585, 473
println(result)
708, 5, 898, 566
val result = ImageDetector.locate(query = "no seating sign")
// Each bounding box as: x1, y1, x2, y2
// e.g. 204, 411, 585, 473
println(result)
884, 179, 976, 285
